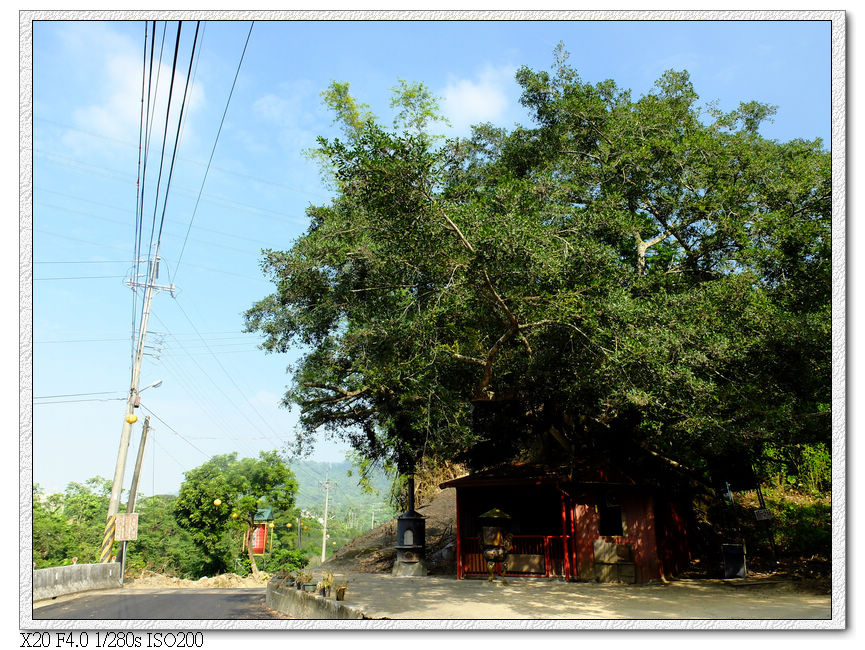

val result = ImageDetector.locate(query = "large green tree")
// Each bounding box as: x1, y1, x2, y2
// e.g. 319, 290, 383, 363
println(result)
173, 451, 298, 576
245, 48, 830, 479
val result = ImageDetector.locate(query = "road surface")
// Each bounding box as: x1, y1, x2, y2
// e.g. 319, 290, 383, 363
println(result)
32, 588, 290, 620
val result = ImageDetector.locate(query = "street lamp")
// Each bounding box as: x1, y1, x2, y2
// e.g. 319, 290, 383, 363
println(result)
133, 379, 163, 407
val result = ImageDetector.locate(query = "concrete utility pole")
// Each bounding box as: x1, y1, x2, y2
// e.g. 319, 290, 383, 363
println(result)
126, 416, 150, 515
121, 415, 150, 563
319, 476, 334, 563
101, 255, 173, 564
118, 416, 150, 577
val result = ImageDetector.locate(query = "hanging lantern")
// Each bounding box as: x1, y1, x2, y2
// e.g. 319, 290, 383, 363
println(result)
125, 414, 138, 424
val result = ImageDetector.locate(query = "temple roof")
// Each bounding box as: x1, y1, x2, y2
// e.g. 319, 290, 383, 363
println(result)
439, 460, 643, 489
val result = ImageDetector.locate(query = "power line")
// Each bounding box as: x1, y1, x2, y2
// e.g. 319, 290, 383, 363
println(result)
152, 21, 201, 257
175, 21, 252, 282
36, 332, 252, 343
156, 350, 262, 457
142, 21, 184, 275
157, 349, 262, 358
34, 164, 313, 227
149, 312, 270, 457
139, 404, 211, 459
132, 20, 151, 372
36, 338, 128, 343
170, 296, 289, 447
34, 228, 133, 253
36, 201, 268, 261
35, 391, 122, 398
35, 397, 126, 405
38, 187, 282, 246
102, 21, 193, 562
35, 260, 131, 264
133, 20, 166, 361
34, 275, 126, 281
34, 117, 331, 201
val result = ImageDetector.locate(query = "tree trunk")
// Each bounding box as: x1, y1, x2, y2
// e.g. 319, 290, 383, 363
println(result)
246, 522, 260, 578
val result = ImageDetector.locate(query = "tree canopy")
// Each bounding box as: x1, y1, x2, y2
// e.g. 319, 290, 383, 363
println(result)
245, 48, 830, 478
173, 451, 298, 575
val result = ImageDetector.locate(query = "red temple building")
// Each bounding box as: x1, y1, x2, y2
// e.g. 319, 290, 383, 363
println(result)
440, 460, 692, 583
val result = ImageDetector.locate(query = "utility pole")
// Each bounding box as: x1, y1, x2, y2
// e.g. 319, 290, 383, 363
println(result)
118, 416, 150, 577
101, 255, 174, 564
126, 415, 150, 517
319, 476, 333, 563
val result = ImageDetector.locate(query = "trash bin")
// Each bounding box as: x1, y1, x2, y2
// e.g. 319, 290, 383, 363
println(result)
721, 543, 746, 578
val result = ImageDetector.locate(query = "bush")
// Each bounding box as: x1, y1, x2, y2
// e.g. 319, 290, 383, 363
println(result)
768, 495, 831, 558
265, 548, 308, 574
761, 443, 831, 497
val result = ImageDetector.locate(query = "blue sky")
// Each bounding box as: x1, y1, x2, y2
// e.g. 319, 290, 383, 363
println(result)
27, 17, 832, 498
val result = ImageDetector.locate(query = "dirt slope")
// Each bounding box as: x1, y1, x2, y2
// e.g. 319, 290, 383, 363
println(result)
323, 488, 457, 574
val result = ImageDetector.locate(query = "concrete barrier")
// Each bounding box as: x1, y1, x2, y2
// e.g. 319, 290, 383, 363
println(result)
33, 563, 123, 601
266, 580, 367, 620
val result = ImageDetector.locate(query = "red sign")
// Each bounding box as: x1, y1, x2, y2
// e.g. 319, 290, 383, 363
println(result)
249, 524, 268, 554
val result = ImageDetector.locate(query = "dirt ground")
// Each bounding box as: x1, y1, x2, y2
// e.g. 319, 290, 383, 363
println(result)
118, 488, 831, 621
306, 572, 832, 620
312, 488, 832, 620
124, 569, 272, 589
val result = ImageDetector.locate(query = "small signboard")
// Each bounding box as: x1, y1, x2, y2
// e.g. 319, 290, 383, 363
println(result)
115, 513, 139, 541
754, 508, 773, 521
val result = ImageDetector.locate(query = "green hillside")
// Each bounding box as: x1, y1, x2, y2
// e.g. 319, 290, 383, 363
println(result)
286, 459, 399, 563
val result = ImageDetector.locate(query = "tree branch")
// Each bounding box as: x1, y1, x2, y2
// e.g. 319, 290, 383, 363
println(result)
633, 229, 669, 275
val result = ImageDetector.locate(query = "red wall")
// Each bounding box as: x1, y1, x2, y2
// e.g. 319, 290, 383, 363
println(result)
573, 502, 596, 579
622, 493, 660, 582
456, 484, 689, 583
655, 499, 691, 576
572, 491, 663, 583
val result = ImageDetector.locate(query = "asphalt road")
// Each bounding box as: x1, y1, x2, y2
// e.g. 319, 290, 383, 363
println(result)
32, 588, 290, 620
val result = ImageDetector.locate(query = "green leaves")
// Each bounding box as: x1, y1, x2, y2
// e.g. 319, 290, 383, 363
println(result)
173, 452, 298, 566
247, 47, 830, 475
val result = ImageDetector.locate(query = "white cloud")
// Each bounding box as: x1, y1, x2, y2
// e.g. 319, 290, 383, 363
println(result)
253, 80, 321, 128
442, 64, 517, 133
59, 23, 205, 158
241, 79, 331, 197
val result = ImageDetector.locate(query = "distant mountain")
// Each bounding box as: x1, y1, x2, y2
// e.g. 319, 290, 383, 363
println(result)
288, 459, 397, 525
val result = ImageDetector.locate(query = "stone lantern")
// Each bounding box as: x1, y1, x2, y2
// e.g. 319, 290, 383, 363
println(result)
392, 474, 427, 576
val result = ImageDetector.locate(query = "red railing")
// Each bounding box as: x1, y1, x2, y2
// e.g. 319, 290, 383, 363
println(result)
460, 535, 568, 578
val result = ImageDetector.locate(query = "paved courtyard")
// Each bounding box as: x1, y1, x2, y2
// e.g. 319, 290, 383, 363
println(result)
318, 572, 832, 622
